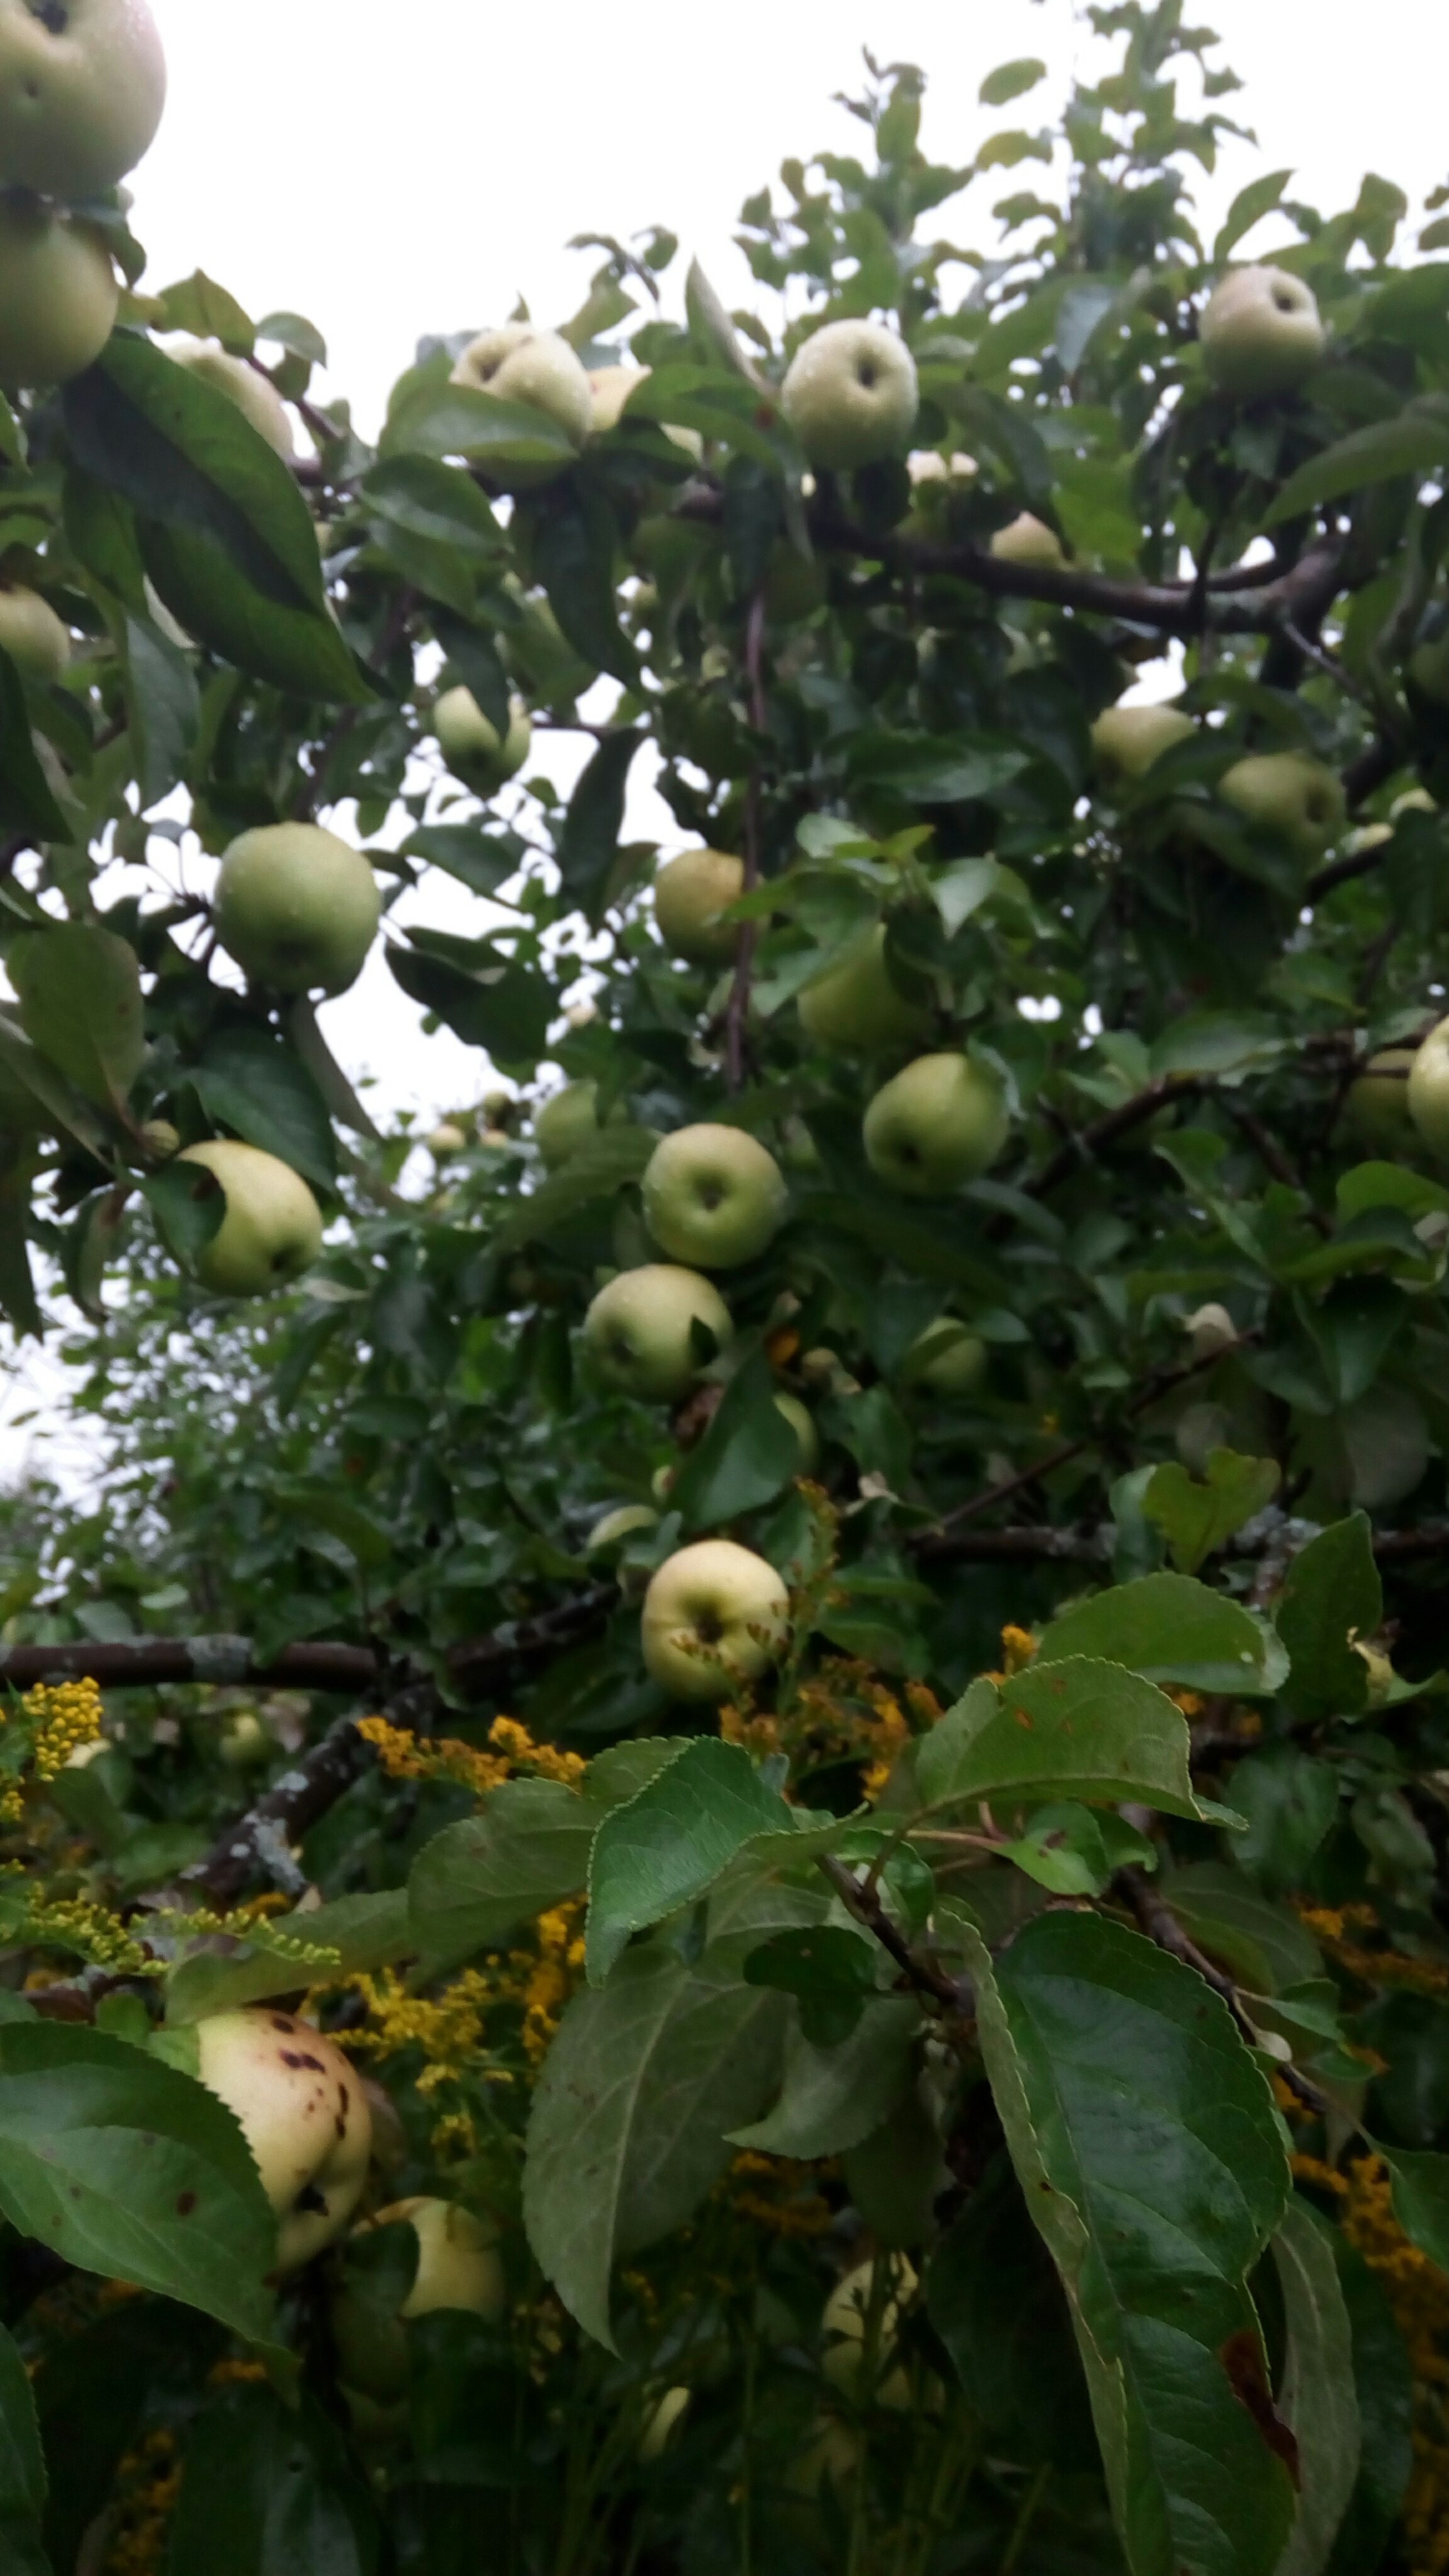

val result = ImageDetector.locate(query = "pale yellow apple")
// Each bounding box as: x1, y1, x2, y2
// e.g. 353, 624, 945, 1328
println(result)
901, 1318, 986, 1396
642, 1124, 787, 1268
1091, 702, 1195, 782
1218, 752, 1345, 864
589, 364, 649, 432
0, 195, 117, 387
0, 0, 166, 199
989, 512, 1066, 570
176, 1140, 323, 1297
863, 1054, 1009, 1196
797, 926, 930, 1054
907, 450, 976, 485
214, 822, 381, 997
821, 2258, 917, 2409
171, 339, 294, 459
584, 1263, 732, 1403
1346, 1048, 1415, 1151
0, 584, 68, 682
370, 2196, 504, 2322
641, 1539, 790, 1703
434, 685, 531, 790
781, 319, 918, 471
195, 2007, 371, 2274
653, 847, 744, 965
450, 325, 593, 449
1201, 267, 1325, 399
1409, 1020, 1449, 1159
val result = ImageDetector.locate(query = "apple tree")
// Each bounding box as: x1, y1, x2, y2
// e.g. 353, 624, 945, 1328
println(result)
6, 2, 1449, 2570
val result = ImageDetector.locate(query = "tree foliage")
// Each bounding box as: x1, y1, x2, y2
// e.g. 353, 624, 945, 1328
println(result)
5, 5, 1449, 2571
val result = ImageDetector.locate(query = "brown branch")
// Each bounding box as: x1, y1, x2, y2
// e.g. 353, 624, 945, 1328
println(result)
1025, 1074, 1200, 1201
818, 1853, 969, 2013
0, 1586, 613, 1704
724, 585, 768, 1094
1220, 1100, 1332, 1236
677, 481, 1346, 640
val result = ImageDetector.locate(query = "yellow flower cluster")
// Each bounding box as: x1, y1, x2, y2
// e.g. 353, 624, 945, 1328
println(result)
343, 1964, 503, 2086
19, 1676, 105, 1779
520, 1903, 586, 2064
100, 2429, 179, 2576
724, 1659, 939, 1803
724, 2149, 836, 2240
1298, 1903, 1449, 2000
1294, 2154, 1449, 2573
22, 1893, 158, 1980
357, 1710, 584, 1798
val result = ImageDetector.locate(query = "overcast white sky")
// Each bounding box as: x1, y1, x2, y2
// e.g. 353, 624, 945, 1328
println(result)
3, 0, 1447, 1484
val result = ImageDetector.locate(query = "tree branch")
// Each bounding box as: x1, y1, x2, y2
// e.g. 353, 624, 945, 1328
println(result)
724, 586, 768, 1094
817, 1853, 969, 2013
1024, 1074, 1200, 1201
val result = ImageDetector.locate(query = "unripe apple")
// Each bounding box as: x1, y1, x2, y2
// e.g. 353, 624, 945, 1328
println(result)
1218, 752, 1345, 863
863, 1054, 1009, 1197
0, 0, 166, 200
1091, 702, 1195, 783
586, 1502, 661, 1553
214, 822, 381, 997
653, 847, 744, 965
333, 2195, 504, 2405
774, 1391, 819, 1472
1409, 636, 1449, 707
1392, 788, 1436, 820
434, 684, 531, 790
821, 2257, 917, 2409
1200, 266, 1325, 399
901, 1318, 986, 1396
780, 319, 918, 472
1183, 1301, 1238, 1362
139, 1117, 180, 1161
1409, 1020, 1449, 1159
450, 326, 594, 451
989, 512, 1065, 570
218, 1709, 270, 1770
584, 1263, 732, 1403
427, 1122, 468, 1157
641, 1538, 790, 1703
194, 2007, 371, 2275
0, 195, 117, 387
589, 364, 648, 433
176, 1140, 323, 1297
0, 585, 68, 682
534, 1079, 628, 1170
642, 1125, 787, 1269
1346, 1048, 1415, 1151
171, 340, 294, 459
797, 926, 930, 1055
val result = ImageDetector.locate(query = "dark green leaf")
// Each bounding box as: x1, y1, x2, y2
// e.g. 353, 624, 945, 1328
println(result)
1276, 1516, 1381, 1720
586, 1737, 790, 1983
381, 376, 579, 477
556, 728, 644, 919
1039, 1572, 1287, 1696
409, 1781, 595, 1972
0, 2318, 47, 2576
157, 270, 255, 353
190, 1023, 337, 1192
1272, 2199, 1360, 2576
1142, 1449, 1281, 1575
728, 1996, 920, 2156
741, 1923, 880, 2047
928, 2151, 1097, 2466
125, 611, 199, 810
387, 936, 554, 1069
1265, 405, 1449, 527
0, 643, 71, 842
166, 2385, 378, 2576
9, 922, 144, 1113
1213, 172, 1293, 263
959, 1909, 1294, 2576
400, 820, 523, 901
916, 1660, 1213, 1821
531, 482, 636, 684
430, 606, 512, 738
142, 1156, 226, 1264
671, 1345, 803, 1534
0, 2023, 275, 2340
1231, 1752, 1340, 1892
980, 56, 1048, 107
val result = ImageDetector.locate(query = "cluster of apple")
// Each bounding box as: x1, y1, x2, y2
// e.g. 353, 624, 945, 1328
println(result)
184, 2007, 501, 2397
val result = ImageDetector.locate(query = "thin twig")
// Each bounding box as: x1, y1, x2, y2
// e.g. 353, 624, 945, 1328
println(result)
818, 1854, 969, 2013
724, 585, 768, 1094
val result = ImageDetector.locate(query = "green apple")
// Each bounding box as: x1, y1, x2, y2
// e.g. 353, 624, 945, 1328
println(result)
901, 1318, 986, 1396
434, 684, 531, 790
584, 1263, 732, 1403
1409, 636, 1449, 707
176, 1140, 323, 1296
653, 846, 744, 965
989, 512, 1066, 570
171, 339, 294, 458
774, 1391, 819, 1472
780, 318, 918, 472
214, 822, 381, 996
642, 1124, 787, 1268
863, 1054, 1009, 1197
586, 1502, 661, 1553
1219, 752, 1345, 863
218, 1709, 270, 1769
450, 325, 593, 450
641, 1538, 790, 1703
797, 926, 930, 1054
0, 195, 117, 386
0, 0, 166, 198
821, 2258, 916, 2409
0, 582, 67, 681
1183, 1301, 1238, 1362
195, 2008, 371, 2274
427, 1122, 469, 1158
1346, 1047, 1415, 1151
1200, 265, 1325, 399
534, 1080, 628, 1170
1090, 702, 1195, 782
1409, 1019, 1449, 1158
